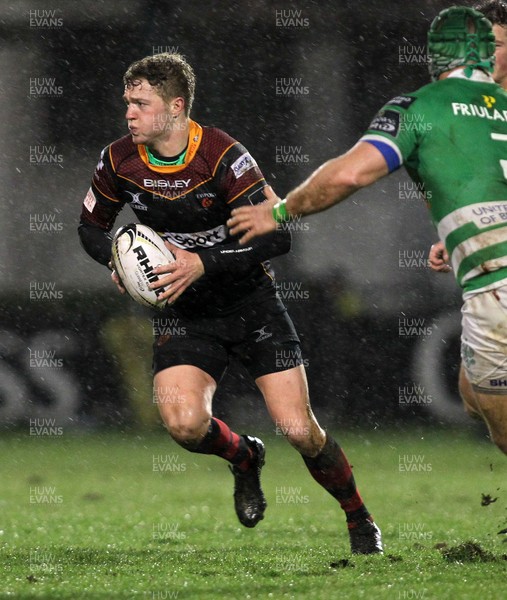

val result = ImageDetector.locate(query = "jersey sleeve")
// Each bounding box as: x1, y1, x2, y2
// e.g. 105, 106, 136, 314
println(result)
360, 95, 421, 173
214, 141, 267, 205
197, 143, 290, 275
198, 183, 291, 276
78, 145, 125, 266
79, 145, 125, 231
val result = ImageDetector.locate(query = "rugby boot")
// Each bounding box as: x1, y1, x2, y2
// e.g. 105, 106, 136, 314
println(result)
229, 435, 267, 528
348, 519, 383, 554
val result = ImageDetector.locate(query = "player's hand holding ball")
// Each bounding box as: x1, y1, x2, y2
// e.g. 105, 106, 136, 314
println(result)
111, 223, 176, 308
150, 244, 205, 305
109, 262, 126, 294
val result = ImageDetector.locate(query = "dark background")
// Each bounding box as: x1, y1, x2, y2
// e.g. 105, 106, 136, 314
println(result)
1, 0, 475, 431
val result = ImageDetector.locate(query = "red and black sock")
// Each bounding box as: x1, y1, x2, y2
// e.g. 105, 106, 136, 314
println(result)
192, 418, 252, 471
302, 435, 371, 528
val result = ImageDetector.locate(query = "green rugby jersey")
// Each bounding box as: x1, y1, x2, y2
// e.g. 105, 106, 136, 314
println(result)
361, 70, 507, 296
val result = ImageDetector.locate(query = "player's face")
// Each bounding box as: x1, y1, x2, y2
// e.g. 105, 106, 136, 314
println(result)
123, 79, 172, 145
493, 24, 507, 89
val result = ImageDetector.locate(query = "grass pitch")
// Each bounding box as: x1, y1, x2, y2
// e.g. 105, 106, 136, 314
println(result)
0, 427, 506, 599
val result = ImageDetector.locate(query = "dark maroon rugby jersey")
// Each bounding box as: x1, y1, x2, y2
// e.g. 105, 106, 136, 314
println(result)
79, 120, 291, 316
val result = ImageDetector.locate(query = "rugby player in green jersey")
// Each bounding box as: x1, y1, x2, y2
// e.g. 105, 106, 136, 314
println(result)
431, 1, 507, 271
229, 6, 507, 455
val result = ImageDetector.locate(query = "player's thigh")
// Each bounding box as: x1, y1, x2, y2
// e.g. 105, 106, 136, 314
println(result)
471, 389, 507, 454
154, 365, 216, 437
152, 311, 228, 435
461, 286, 507, 394
458, 365, 482, 418
256, 365, 325, 454
459, 364, 507, 453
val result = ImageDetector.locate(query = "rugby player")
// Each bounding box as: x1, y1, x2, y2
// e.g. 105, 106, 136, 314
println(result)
431, 1, 507, 272
228, 6, 507, 456
78, 53, 382, 554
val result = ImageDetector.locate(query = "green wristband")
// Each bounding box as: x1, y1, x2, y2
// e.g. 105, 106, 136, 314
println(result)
272, 199, 290, 223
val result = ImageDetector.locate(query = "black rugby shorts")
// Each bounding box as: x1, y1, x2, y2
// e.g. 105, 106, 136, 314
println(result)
152, 294, 302, 382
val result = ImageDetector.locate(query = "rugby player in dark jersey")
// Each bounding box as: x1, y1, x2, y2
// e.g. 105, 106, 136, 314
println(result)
78, 53, 382, 554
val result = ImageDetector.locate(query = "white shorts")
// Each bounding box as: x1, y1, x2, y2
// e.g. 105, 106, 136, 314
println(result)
461, 285, 507, 393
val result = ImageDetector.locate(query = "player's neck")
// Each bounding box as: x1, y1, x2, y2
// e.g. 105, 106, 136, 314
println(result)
150, 117, 190, 157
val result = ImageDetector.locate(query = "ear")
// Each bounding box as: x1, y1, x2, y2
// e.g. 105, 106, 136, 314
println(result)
170, 96, 185, 117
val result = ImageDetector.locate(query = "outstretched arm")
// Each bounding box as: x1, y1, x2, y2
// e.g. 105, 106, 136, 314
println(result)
228, 141, 389, 244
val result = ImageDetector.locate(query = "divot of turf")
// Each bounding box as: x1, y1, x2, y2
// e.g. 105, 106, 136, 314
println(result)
480, 493, 498, 506
386, 554, 403, 562
329, 559, 354, 568
440, 541, 498, 563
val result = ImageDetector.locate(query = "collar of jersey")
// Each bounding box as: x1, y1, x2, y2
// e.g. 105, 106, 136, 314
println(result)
137, 119, 203, 173
446, 68, 494, 83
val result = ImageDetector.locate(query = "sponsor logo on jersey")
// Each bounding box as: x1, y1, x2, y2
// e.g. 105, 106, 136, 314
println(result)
201, 197, 214, 208
483, 95, 496, 109
83, 187, 96, 213
231, 152, 257, 179
368, 109, 400, 136
451, 102, 507, 121
195, 193, 216, 208
162, 225, 227, 249
125, 190, 148, 211
143, 178, 191, 190
387, 95, 416, 109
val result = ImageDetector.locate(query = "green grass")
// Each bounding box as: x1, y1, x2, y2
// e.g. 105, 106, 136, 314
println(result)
0, 428, 506, 599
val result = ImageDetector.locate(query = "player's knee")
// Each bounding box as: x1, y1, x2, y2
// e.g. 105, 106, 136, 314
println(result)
165, 412, 211, 449
283, 426, 324, 456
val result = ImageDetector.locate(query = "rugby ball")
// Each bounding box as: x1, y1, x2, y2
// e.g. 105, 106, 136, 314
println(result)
111, 223, 175, 309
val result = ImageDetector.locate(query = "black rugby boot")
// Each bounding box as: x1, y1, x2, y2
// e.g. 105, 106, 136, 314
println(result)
229, 436, 267, 528
349, 519, 383, 554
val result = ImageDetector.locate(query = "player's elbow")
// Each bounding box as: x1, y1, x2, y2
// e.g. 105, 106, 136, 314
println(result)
330, 166, 369, 193
326, 147, 384, 196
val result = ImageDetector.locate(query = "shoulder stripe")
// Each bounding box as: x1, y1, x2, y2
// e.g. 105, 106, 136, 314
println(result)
91, 181, 121, 203
108, 145, 117, 173
212, 142, 238, 177
227, 178, 266, 204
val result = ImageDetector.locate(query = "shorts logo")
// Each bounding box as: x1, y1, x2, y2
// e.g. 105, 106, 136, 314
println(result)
461, 342, 476, 369
253, 326, 272, 342
368, 109, 401, 136
231, 152, 257, 179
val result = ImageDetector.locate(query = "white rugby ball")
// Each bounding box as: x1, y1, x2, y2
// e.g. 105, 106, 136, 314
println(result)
112, 223, 175, 309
